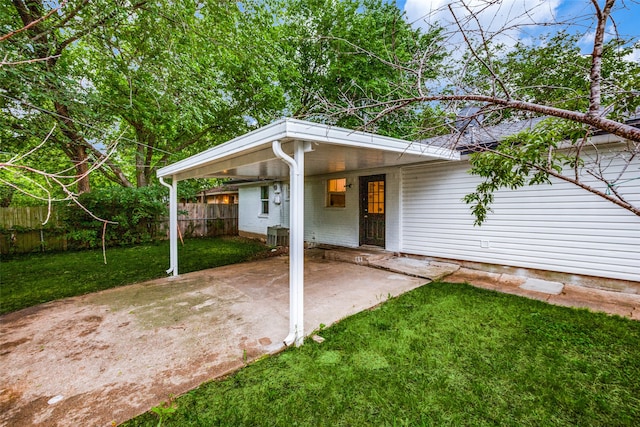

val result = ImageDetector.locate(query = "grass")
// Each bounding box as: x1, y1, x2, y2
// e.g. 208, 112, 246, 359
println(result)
0, 237, 270, 315
123, 281, 640, 427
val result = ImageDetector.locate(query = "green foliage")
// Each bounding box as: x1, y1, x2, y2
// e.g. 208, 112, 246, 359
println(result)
84, 0, 289, 186
500, 32, 640, 117
0, 237, 269, 314
459, 29, 640, 224
1, 0, 137, 191
123, 282, 640, 426
62, 186, 167, 248
177, 179, 221, 203
2, 0, 290, 193
3, 0, 446, 196
272, 0, 446, 138
150, 398, 177, 427
0, 185, 14, 207
463, 32, 640, 122
464, 119, 587, 225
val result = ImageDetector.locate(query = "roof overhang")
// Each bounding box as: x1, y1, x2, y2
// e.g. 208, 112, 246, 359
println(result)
157, 118, 460, 181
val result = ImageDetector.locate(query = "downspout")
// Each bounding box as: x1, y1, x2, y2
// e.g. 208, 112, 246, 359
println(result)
272, 140, 305, 347
159, 176, 178, 276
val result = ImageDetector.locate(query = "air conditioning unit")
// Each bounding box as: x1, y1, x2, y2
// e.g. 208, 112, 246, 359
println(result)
267, 226, 289, 247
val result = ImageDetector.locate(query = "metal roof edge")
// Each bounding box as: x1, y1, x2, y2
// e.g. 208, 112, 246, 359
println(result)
283, 119, 459, 160
157, 118, 460, 179
157, 119, 290, 178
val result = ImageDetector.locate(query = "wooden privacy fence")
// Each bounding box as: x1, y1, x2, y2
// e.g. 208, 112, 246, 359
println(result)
170, 203, 238, 239
0, 206, 66, 254
0, 203, 238, 255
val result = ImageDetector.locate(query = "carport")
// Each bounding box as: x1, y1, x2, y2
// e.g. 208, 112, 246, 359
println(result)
157, 118, 459, 346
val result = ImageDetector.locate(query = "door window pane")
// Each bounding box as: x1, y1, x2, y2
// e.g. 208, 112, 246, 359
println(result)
367, 181, 384, 214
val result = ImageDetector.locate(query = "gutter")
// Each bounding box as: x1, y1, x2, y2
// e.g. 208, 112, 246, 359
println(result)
272, 140, 305, 347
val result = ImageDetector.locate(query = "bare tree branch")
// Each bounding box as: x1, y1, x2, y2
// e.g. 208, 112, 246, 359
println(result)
0, 129, 120, 226
0, 54, 60, 66
0, 0, 66, 42
363, 94, 640, 142
449, 3, 511, 99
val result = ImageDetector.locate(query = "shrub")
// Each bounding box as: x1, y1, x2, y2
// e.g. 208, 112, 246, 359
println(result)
62, 186, 167, 248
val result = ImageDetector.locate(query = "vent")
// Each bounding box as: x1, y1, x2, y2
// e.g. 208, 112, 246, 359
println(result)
454, 106, 484, 132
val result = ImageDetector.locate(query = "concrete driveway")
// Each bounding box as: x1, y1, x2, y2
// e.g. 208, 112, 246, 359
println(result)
0, 251, 426, 427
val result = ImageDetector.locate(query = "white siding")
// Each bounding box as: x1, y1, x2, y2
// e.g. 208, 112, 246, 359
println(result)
304, 168, 402, 251
401, 154, 640, 282
238, 183, 286, 236
304, 175, 359, 247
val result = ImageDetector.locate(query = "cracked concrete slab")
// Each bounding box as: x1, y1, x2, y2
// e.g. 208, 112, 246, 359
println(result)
0, 255, 425, 427
367, 257, 460, 281
519, 278, 565, 295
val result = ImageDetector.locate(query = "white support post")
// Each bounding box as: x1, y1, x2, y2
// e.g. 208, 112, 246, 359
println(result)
273, 140, 305, 346
291, 140, 305, 346
160, 176, 179, 276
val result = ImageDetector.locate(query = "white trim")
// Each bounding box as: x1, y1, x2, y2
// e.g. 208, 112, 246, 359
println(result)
159, 176, 178, 276
157, 118, 459, 181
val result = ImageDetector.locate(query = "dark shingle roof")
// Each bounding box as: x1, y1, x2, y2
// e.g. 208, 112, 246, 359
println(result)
417, 117, 547, 152
418, 112, 640, 154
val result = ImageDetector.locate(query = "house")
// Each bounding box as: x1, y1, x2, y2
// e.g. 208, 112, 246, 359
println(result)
157, 118, 640, 345
234, 118, 639, 282
195, 184, 239, 204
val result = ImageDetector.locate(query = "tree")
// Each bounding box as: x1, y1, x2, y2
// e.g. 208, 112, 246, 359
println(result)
461, 31, 640, 221
2, 0, 138, 193
2, 1, 289, 196
271, 0, 448, 137
84, 0, 288, 187
327, 0, 640, 220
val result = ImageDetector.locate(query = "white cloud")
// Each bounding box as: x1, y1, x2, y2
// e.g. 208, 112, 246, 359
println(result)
625, 46, 640, 63
404, 0, 562, 49
577, 24, 619, 54
578, 29, 595, 47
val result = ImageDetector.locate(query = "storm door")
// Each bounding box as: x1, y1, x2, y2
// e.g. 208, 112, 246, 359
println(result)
359, 174, 385, 247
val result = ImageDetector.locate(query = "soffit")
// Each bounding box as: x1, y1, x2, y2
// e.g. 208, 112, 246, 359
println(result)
157, 119, 459, 181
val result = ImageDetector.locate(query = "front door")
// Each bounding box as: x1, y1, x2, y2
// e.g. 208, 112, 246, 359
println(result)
359, 174, 385, 247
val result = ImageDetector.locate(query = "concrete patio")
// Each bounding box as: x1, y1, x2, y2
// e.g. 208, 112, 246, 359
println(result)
0, 251, 427, 427
2, 247, 639, 427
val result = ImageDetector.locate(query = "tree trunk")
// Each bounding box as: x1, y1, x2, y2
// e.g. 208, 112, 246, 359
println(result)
72, 145, 91, 194
136, 143, 148, 187
588, 0, 615, 116
55, 102, 92, 193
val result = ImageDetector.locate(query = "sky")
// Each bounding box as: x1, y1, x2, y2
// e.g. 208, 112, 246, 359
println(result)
393, 0, 640, 59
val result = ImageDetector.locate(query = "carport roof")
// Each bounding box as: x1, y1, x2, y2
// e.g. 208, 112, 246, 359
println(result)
157, 118, 459, 181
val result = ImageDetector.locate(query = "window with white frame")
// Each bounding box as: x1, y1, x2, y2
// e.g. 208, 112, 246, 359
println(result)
260, 185, 269, 214
326, 178, 346, 207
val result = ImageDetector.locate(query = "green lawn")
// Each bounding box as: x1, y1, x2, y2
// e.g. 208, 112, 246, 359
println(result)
0, 237, 269, 315
123, 281, 640, 427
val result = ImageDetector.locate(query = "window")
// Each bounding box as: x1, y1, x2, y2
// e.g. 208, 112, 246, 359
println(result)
260, 185, 269, 214
327, 178, 346, 207
367, 181, 384, 214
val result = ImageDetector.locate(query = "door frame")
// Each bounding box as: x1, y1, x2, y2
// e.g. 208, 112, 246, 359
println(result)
359, 174, 386, 247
